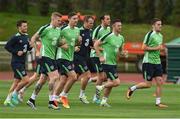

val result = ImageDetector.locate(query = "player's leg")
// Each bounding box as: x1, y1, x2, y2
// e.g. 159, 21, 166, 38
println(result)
90, 57, 103, 104
41, 57, 60, 110
53, 75, 67, 102
60, 70, 77, 108
126, 63, 153, 100
27, 74, 47, 110
154, 76, 167, 107
52, 59, 68, 103
18, 72, 39, 102
154, 64, 168, 108
74, 57, 91, 104
99, 79, 120, 107
11, 64, 30, 105
79, 71, 91, 104
96, 65, 120, 107
4, 78, 20, 107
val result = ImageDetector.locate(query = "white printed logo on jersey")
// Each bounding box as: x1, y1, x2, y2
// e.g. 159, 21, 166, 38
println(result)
50, 65, 54, 70
52, 37, 57, 46
22, 71, 25, 75
68, 65, 72, 70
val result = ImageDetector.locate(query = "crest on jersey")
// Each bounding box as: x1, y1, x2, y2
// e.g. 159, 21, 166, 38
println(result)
147, 75, 151, 80
50, 65, 54, 70
68, 65, 72, 69
114, 73, 118, 77
22, 71, 25, 75
19, 40, 22, 43
84, 66, 88, 70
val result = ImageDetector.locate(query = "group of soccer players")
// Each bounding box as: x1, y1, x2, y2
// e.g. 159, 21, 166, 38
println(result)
3, 11, 168, 110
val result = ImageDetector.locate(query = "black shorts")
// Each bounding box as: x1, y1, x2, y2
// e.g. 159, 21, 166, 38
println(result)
56, 59, 74, 76
35, 57, 46, 75
11, 62, 27, 80
88, 57, 103, 73
74, 54, 89, 74
41, 56, 57, 74
142, 63, 163, 81
102, 64, 118, 80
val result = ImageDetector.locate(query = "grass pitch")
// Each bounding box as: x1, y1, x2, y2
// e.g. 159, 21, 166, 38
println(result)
0, 80, 180, 118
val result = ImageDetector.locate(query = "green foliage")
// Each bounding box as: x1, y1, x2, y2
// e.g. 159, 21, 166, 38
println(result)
56, 0, 73, 14
139, 0, 155, 23
155, 0, 173, 23
172, 0, 180, 26
125, 0, 139, 23
0, 0, 8, 11
0, 13, 179, 42
38, 0, 50, 16
15, 0, 29, 14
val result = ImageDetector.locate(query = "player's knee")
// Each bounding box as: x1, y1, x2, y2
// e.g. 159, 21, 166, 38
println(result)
24, 78, 30, 84
156, 77, 164, 86
48, 82, 54, 91
146, 83, 152, 88
69, 72, 77, 81
113, 79, 120, 87
35, 83, 43, 91
85, 71, 91, 79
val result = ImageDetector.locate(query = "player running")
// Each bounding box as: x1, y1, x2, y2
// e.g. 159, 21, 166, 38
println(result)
4, 20, 32, 107
126, 18, 168, 108
90, 14, 111, 104
53, 12, 81, 109
94, 19, 125, 107
18, 39, 42, 102
28, 12, 62, 110
73, 15, 94, 104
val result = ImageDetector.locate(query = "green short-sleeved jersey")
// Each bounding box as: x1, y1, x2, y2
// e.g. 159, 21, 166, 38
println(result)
56, 25, 80, 61
143, 31, 163, 64
90, 25, 111, 57
100, 32, 124, 65
38, 24, 61, 59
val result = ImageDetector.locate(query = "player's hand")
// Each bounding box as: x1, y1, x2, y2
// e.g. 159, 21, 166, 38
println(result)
29, 41, 34, 48
121, 50, 128, 57
159, 45, 164, 50
61, 44, 69, 50
99, 47, 104, 51
60, 38, 66, 46
75, 46, 80, 52
99, 56, 105, 63
17, 51, 24, 56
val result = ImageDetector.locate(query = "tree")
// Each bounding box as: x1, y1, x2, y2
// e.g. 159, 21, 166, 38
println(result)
38, 0, 50, 16
108, 0, 126, 21
15, 0, 29, 14
0, 0, 9, 11
125, 0, 140, 23
155, 0, 173, 23
172, 0, 180, 26
56, 0, 73, 14
139, 0, 155, 23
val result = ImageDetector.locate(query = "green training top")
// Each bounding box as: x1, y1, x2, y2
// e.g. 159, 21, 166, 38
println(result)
90, 25, 111, 57
56, 25, 80, 61
143, 30, 163, 64
99, 32, 124, 65
38, 24, 61, 60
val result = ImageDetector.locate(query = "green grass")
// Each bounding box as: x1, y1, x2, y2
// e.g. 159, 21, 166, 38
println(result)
0, 12, 49, 41
0, 80, 180, 118
0, 12, 180, 42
